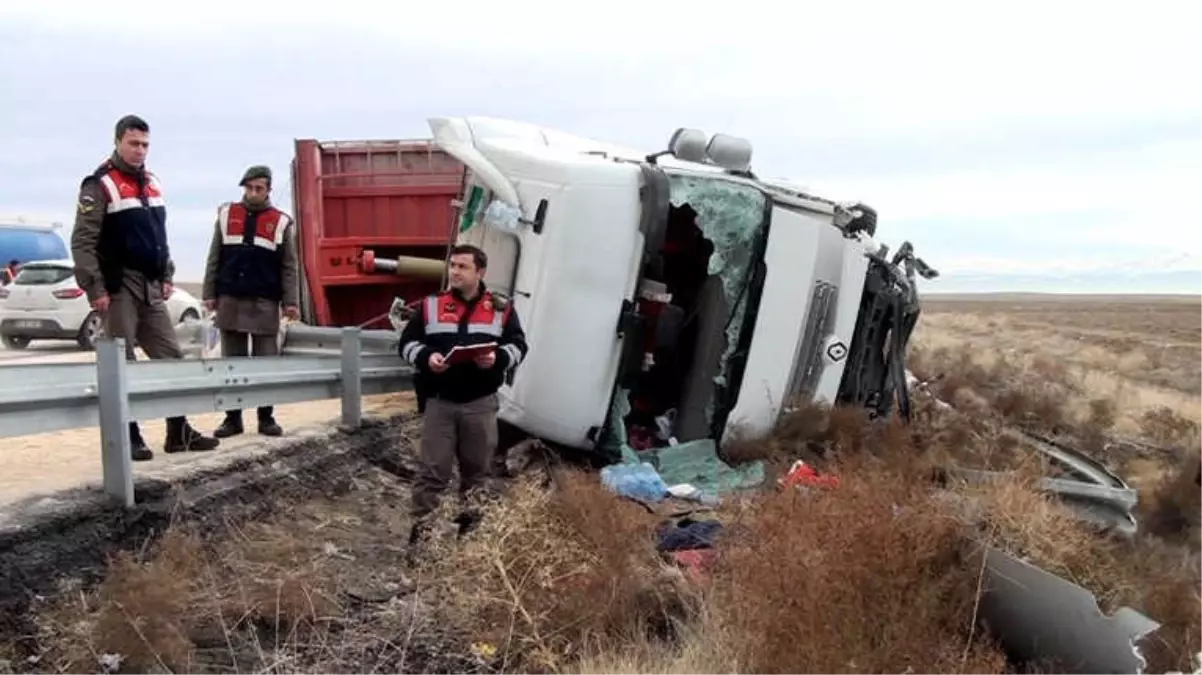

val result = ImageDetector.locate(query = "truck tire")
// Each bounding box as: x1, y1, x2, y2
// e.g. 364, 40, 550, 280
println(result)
2, 335, 30, 350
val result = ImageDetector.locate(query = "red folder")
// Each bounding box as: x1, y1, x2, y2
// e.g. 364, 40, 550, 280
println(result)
444, 342, 498, 366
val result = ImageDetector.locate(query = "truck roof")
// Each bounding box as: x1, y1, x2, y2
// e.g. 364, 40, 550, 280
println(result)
430, 116, 844, 216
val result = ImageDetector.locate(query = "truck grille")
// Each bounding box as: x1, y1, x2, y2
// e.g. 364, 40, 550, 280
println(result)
788, 281, 837, 401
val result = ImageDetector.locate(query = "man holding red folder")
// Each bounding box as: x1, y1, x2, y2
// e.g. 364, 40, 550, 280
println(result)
399, 244, 529, 548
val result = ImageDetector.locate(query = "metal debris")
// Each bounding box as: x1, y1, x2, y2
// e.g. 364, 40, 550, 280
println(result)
980, 547, 1161, 674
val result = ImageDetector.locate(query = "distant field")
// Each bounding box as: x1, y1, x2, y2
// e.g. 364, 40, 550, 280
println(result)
918, 293, 1201, 399
912, 293, 1200, 492
924, 292, 1200, 304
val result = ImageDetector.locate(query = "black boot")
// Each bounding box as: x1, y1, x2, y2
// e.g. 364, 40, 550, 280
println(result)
213, 411, 244, 439
407, 521, 427, 547
257, 406, 283, 437
129, 421, 153, 462
165, 417, 220, 453
454, 509, 483, 539
404, 520, 432, 566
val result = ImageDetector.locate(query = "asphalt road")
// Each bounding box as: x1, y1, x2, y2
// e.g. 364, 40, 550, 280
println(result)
0, 340, 88, 364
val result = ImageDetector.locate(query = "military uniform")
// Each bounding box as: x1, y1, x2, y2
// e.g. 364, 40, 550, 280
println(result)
398, 284, 528, 540
70, 152, 220, 460
201, 165, 300, 438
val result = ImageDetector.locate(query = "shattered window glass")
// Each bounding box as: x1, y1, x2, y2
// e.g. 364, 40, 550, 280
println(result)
667, 174, 768, 397
602, 175, 768, 463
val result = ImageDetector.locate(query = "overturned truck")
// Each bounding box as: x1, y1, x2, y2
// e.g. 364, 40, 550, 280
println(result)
357, 119, 1169, 672
364, 117, 935, 462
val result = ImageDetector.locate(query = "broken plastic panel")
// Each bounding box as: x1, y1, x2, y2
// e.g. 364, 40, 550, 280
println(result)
981, 547, 1161, 675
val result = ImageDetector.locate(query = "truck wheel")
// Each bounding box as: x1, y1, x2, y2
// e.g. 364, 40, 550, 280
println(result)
2, 335, 31, 350
76, 312, 104, 351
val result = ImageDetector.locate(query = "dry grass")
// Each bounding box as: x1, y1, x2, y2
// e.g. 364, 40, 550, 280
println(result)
12, 398, 1200, 674
412, 472, 696, 673
6, 295, 1201, 674
706, 459, 1005, 674
914, 296, 1201, 440
17, 463, 477, 673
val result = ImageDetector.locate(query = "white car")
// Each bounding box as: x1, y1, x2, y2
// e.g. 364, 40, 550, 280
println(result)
0, 259, 203, 351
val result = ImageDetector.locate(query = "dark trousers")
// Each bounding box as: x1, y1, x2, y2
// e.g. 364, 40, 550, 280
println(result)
410, 394, 500, 520
221, 330, 280, 419
105, 287, 185, 443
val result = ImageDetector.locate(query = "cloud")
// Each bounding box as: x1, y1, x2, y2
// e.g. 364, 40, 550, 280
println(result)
1, 0, 1199, 290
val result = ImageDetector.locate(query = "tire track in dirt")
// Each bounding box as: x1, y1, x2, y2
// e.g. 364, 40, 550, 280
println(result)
0, 414, 423, 658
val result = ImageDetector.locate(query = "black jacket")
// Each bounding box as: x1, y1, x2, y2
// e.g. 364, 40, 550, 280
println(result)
398, 285, 528, 410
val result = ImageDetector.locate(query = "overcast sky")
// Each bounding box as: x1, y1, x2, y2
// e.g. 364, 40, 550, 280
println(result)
1, 0, 1199, 293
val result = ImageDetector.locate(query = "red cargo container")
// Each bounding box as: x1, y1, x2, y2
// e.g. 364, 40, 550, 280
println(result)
290, 138, 465, 327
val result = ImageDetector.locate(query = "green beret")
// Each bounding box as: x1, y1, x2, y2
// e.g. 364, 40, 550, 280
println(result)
239, 165, 273, 186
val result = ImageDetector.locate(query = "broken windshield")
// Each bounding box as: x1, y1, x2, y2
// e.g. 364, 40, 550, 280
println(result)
666, 173, 767, 400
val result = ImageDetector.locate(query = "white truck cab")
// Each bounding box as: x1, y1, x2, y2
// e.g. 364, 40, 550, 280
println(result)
429, 117, 936, 459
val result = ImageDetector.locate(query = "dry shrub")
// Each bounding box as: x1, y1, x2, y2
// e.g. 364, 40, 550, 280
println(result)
729, 399, 927, 469
30, 515, 393, 673
1140, 406, 1202, 449
914, 345, 1074, 436
720, 400, 843, 467
88, 531, 203, 671
1126, 537, 1202, 674
971, 475, 1120, 596
413, 472, 681, 673
1081, 397, 1118, 453
30, 530, 206, 672
909, 397, 1033, 472
215, 523, 343, 627
1143, 451, 1202, 549
706, 458, 1006, 674
571, 605, 739, 674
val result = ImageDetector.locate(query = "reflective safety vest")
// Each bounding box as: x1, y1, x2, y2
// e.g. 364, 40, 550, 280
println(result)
213, 202, 291, 301
90, 161, 169, 290
422, 291, 508, 338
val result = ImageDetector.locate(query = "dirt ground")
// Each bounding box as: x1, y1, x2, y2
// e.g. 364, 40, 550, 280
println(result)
0, 392, 416, 508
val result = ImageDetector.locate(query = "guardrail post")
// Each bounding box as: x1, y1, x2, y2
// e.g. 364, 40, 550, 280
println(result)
340, 327, 362, 428
96, 338, 134, 507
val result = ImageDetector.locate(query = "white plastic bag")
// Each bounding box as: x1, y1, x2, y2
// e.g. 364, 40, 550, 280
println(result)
481, 199, 523, 232
202, 314, 221, 359
388, 297, 407, 332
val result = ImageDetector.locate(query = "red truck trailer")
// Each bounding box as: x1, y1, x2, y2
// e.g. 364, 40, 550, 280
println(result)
290, 138, 465, 327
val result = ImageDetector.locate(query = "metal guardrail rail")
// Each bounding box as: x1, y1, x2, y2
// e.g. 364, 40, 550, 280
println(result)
0, 325, 412, 507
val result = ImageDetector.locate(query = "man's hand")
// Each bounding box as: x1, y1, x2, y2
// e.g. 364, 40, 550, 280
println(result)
204, 299, 217, 312
283, 305, 301, 320
92, 294, 111, 313
161, 282, 175, 299
428, 352, 449, 373
474, 349, 496, 369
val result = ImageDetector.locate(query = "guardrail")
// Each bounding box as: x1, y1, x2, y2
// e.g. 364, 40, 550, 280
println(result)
0, 325, 413, 507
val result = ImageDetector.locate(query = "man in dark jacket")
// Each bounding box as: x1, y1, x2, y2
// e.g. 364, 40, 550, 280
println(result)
201, 165, 301, 438
398, 244, 528, 545
70, 114, 220, 461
